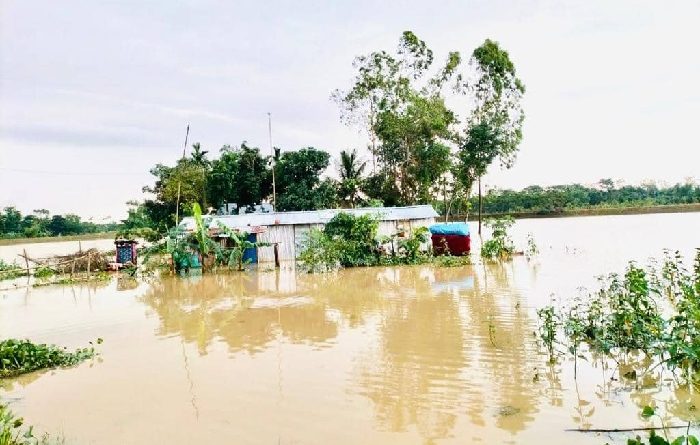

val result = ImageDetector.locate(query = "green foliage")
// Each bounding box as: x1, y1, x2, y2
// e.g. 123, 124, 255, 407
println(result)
0, 261, 25, 281
539, 249, 700, 388
323, 213, 380, 267
526, 233, 539, 258
0, 207, 117, 239
623, 406, 699, 445
466, 180, 700, 216
333, 31, 461, 206
397, 226, 430, 264
0, 338, 98, 379
480, 216, 515, 260
275, 148, 338, 211
537, 305, 559, 364
297, 229, 341, 273
298, 212, 437, 272
337, 149, 367, 208
206, 142, 272, 211
456, 39, 525, 201
1, 401, 64, 445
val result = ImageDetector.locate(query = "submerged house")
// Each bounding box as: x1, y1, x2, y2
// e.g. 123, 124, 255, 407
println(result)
178, 205, 439, 263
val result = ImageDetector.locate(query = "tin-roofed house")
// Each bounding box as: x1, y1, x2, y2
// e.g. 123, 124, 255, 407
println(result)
178, 205, 439, 264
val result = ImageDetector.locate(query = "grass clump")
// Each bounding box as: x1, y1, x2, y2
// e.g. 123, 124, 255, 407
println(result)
0, 338, 100, 379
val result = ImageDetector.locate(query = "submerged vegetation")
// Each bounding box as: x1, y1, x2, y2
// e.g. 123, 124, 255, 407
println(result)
1, 402, 62, 445
0, 338, 100, 379
480, 216, 516, 261
536, 249, 700, 443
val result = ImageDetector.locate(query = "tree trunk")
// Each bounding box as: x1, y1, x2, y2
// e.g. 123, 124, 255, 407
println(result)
478, 176, 483, 235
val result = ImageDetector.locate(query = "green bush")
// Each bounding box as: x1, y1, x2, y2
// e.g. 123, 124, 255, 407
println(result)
481, 217, 515, 260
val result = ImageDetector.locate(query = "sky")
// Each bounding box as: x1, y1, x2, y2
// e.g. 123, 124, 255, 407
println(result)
1, 0, 699, 221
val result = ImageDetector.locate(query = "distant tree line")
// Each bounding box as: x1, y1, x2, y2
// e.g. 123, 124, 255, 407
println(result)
450, 179, 700, 216
0, 207, 119, 239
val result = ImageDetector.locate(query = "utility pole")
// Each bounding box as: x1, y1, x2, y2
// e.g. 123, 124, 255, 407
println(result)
268, 113, 276, 212
175, 124, 190, 226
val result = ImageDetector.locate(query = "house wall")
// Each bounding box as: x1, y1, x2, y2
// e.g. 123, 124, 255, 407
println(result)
257, 225, 296, 262
255, 217, 436, 263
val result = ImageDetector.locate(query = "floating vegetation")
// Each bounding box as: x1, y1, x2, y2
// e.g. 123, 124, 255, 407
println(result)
0, 338, 101, 379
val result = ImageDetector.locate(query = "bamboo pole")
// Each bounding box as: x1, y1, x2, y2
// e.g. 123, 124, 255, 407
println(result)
23, 249, 30, 278
87, 253, 91, 279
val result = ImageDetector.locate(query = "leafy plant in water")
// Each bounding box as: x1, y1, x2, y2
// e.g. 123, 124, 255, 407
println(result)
621, 405, 698, 445
526, 232, 539, 259
481, 216, 515, 261
537, 305, 560, 364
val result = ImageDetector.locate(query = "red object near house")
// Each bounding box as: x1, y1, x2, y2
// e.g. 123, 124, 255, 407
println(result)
431, 234, 471, 256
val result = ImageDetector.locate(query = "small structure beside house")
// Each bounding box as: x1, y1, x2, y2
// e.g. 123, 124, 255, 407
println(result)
178, 205, 439, 263
114, 239, 138, 266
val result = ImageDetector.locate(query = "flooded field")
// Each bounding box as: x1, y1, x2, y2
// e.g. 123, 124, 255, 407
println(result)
1, 212, 700, 444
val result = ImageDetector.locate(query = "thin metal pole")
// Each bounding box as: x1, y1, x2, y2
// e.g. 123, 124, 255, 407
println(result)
182, 124, 190, 159
175, 124, 190, 226
268, 113, 276, 212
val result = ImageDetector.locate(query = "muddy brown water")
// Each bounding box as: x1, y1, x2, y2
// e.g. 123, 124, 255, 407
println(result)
1, 213, 700, 444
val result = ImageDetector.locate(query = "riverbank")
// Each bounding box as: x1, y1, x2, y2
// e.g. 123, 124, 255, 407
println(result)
0, 231, 117, 247
449, 202, 700, 221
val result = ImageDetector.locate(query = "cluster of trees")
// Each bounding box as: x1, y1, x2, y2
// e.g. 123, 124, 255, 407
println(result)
0, 207, 118, 239
466, 180, 700, 215
130, 32, 526, 232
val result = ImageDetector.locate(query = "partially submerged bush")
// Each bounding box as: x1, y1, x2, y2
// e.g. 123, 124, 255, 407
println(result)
537, 249, 700, 384
481, 217, 515, 260
0, 338, 100, 379
298, 212, 436, 272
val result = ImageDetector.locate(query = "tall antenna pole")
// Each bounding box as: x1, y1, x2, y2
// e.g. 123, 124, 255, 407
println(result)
175, 124, 190, 226
268, 113, 276, 212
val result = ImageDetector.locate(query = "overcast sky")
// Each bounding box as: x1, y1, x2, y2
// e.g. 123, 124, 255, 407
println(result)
1, 0, 698, 220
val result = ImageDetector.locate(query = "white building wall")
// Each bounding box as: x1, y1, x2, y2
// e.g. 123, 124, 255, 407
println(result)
255, 217, 436, 262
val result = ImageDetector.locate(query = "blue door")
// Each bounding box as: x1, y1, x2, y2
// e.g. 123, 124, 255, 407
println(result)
242, 233, 258, 264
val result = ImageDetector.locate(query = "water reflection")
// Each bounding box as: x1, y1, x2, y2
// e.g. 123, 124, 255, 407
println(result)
141, 263, 547, 441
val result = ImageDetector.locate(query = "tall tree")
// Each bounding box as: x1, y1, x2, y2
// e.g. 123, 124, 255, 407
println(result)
206, 142, 273, 212
275, 147, 337, 211
334, 31, 462, 206
190, 142, 210, 167
337, 149, 367, 208
457, 39, 525, 232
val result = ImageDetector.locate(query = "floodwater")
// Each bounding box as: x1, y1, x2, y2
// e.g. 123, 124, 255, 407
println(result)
1, 213, 700, 444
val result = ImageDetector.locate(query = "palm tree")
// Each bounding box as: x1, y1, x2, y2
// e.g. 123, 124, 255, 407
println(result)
190, 142, 209, 167
337, 149, 367, 208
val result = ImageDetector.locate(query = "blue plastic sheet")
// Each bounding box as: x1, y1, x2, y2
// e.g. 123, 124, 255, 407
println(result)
429, 222, 470, 236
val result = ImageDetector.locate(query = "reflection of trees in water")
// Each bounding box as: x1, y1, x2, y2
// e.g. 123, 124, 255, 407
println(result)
141, 271, 342, 355
355, 262, 544, 441
141, 262, 547, 441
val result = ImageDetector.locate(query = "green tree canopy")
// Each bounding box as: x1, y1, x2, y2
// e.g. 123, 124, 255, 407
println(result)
275, 147, 338, 211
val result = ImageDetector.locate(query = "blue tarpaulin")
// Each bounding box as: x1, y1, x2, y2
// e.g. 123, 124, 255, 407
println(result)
429, 223, 470, 236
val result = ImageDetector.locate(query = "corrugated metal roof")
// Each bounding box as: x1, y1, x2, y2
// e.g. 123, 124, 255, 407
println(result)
179, 205, 438, 231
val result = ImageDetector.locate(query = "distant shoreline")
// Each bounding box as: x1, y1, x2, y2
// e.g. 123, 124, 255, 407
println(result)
0, 232, 117, 247
449, 203, 700, 221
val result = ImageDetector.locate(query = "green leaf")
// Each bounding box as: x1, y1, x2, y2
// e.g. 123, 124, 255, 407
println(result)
641, 406, 655, 418
689, 436, 699, 445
